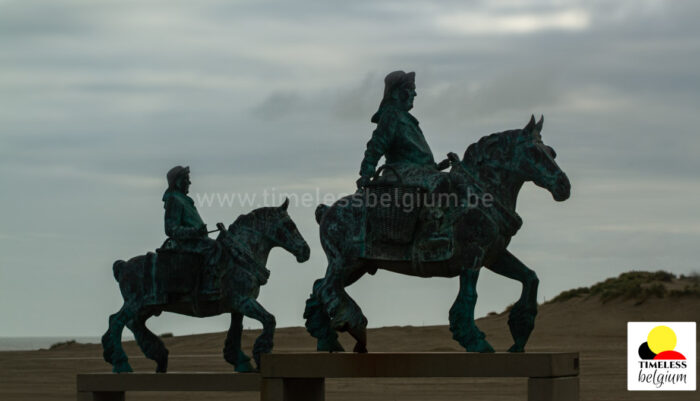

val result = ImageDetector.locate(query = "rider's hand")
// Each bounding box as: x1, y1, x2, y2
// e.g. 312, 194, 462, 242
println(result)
436, 159, 450, 170
199, 225, 208, 236
437, 153, 460, 170
356, 175, 371, 189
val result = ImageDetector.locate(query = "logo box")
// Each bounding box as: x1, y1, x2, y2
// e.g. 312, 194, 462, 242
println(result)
628, 322, 696, 391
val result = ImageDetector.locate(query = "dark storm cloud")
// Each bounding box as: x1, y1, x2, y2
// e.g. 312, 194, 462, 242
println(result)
1, 0, 699, 336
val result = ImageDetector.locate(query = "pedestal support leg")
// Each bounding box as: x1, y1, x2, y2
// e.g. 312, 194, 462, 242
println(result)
261, 378, 324, 401
77, 392, 125, 401
528, 377, 579, 401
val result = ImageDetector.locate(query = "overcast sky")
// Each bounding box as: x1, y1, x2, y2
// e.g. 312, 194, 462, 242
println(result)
1, 0, 699, 337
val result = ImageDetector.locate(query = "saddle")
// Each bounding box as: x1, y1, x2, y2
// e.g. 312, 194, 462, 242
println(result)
360, 165, 455, 263
140, 242, 206, 305
143, 235, 270, 306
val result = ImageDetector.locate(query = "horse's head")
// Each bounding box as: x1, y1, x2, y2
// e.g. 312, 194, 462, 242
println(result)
231, 198, 310, 263
270, 198, 311, 262
512, 115, 570, 201
460, 115, 570, 203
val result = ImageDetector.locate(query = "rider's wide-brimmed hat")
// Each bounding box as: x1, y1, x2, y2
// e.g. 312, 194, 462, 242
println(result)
383, 70, 415, 100
372, 70, 416, 123
167, 165, 190, 188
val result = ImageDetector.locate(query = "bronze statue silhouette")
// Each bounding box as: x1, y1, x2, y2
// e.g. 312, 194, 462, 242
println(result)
102, 168, 310, 373
161, 166, 223, 298
356, 70, 452, 192
304, 72, 570, 354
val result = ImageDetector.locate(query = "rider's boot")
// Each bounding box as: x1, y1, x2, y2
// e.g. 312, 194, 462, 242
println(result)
200, 263, 221, 300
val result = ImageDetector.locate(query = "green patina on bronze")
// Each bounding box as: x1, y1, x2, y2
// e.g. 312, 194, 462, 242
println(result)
102, 168, 311, 373
305, 71, 571, 354
356, 70, 449, 192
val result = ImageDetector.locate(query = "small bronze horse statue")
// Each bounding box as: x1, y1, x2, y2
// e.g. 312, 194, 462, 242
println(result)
305, 116, 570, 354
102, 199, 310, 373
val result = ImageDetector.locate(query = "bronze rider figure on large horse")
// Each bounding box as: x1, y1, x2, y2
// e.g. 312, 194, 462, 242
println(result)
356, 70, 454, 193
161, 166, 222, 298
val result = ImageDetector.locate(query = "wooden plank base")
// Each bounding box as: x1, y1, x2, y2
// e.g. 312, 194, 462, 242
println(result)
78, 353, 579, 400
262, 352, 580, 378
76, 372, 260, 400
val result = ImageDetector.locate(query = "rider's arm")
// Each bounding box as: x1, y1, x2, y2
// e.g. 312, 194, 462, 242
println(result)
359, 111, 398, 178
164, 198, 202, 240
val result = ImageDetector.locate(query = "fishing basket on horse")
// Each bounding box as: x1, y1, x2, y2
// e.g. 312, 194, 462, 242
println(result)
364, 165, 423, 244
155, 240, 204, 295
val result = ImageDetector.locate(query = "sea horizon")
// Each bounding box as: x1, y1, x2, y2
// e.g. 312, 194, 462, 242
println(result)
0, 336, 134, 351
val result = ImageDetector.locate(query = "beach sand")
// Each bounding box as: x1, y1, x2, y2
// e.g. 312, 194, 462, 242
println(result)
1, 296, 697, 400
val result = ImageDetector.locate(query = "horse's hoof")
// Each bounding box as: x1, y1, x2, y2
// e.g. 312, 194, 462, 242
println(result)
479, 341, 495, 353
353, 342, 368, 354
235, 361, 255, 373
318, 338, 345, 353
155, 361, 168, 373
113, 361, 133, 373
466, 339, 494, 353
253, 357, 262, 372
507, 344, 525, 353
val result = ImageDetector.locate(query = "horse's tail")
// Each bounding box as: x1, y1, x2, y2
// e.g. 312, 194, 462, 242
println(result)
304, 279, 333, 340
112, 260, 126, 282
315, 204, 330, 224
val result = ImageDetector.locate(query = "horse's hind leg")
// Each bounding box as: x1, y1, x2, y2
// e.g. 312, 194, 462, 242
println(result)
304, 279, 344, 352
449, 268, 495, 353
317, 258, 368, 353
486, 250, 538, 352
346, 298, 368, 353
127, 313, 169, 373
223, 312, 254, 372
238, 298, 276, 369
343, 269, 369, 353
101, 328, 114, 365
101, 305, 134, 373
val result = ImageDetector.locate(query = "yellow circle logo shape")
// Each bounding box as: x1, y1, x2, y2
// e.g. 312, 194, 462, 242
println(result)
647, 325, 677, 354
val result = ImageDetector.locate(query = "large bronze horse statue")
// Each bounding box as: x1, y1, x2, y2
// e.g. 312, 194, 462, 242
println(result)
102, 199, 310, 373
305, 116, 570, 353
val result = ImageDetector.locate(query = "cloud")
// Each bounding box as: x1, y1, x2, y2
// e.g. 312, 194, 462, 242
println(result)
1, 0, 699, 336
436, 9, 590, 35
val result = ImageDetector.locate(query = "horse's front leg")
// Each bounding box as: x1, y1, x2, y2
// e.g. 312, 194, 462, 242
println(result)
127, 313, 169, 373
101, 305, 134, 373
449, 267, 494, 352
223, 312, 254, 372
304, 278, 344, 352
486, 250, 539, 352
238, 298, 275, 369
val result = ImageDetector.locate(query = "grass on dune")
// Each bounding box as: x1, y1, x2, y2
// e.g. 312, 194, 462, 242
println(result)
547, 270, 700, 305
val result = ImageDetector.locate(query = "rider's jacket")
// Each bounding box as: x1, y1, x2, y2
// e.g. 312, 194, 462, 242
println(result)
161, 189, 220, 261
360, 103, 436, 178
163, 190, 206, 241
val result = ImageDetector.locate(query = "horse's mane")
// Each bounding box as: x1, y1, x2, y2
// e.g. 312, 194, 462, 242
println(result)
229, 207, 274, 234
462, 129, 522, 169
